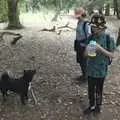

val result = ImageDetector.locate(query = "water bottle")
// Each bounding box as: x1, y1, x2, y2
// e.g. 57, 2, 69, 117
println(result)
87, 41, 96, 57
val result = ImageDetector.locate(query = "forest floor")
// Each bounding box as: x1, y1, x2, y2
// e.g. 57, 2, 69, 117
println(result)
0, 14, 120, 120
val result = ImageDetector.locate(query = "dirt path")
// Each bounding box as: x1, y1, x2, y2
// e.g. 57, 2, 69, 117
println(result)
0, 17, 120, 120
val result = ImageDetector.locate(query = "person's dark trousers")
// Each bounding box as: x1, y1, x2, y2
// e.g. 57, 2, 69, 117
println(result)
76, 44, 87, 78
79, 57, 87, 78
88, 76, 105, 107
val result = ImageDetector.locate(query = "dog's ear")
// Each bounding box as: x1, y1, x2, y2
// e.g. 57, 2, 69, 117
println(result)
1, 72, 9, 80
24, 70, 26, 73
33, 69, 36, 73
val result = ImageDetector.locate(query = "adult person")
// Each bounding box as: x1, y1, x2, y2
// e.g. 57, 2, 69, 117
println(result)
74, 8, 91, 80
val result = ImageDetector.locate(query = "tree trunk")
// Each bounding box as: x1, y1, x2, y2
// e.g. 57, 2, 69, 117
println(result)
59, 0, 63, 10
114, 0, 120, 19
105, 3, 110, 16
116, 28, 120, 46
7, 0, 23, 29
113, 8, 116, 15
52, 11, 60, 21
52, 0, 61, 21
113, 0, 116, 15
25, 2, 29, 12
87, 3, 94, 15
99, 7, 103, 15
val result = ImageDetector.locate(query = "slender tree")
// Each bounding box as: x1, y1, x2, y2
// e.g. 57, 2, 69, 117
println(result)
105, 3, 110, 16
113, 0, 120, 19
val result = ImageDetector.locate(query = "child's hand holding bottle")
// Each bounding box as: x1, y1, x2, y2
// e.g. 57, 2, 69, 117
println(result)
87, 41, 97, 57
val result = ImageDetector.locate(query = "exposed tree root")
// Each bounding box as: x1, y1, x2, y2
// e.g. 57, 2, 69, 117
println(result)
0, 31, 22, 45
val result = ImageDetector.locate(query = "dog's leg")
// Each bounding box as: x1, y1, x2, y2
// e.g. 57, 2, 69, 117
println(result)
24, 88, 29, 100
20, 94, 25, 105
25, 93, 28, 100
1, 89, 8, 102
5, 91, 8, 96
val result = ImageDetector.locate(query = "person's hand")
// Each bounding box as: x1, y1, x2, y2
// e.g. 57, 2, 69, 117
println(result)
108, 53, 114, 59
95, 43, 102, 51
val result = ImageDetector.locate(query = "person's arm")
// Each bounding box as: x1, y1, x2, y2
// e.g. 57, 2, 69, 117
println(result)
84, 36, 91, 57
84, 46, 89, 57
96, 43, 114, 58
85, 23, 91, 37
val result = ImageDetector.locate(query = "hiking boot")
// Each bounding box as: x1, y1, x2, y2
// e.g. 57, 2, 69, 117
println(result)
83, 106, 95, 115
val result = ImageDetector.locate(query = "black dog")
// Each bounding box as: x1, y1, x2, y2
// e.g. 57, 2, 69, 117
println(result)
0, 69, 36, 105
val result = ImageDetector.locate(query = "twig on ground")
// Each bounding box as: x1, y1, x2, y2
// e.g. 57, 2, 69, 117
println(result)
29, 83, 38, 105
30, 88, 38, 105
57, 22, 69, 29
41, 26, 56, 32
39, 22, 75, 35
57, 22, 75, 30
57, 30, 62, 35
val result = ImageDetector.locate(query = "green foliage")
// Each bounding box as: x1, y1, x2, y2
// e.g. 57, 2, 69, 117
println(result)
18, 0, 113, 12
0, 0, 8, 21
2, 0, 119, 17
